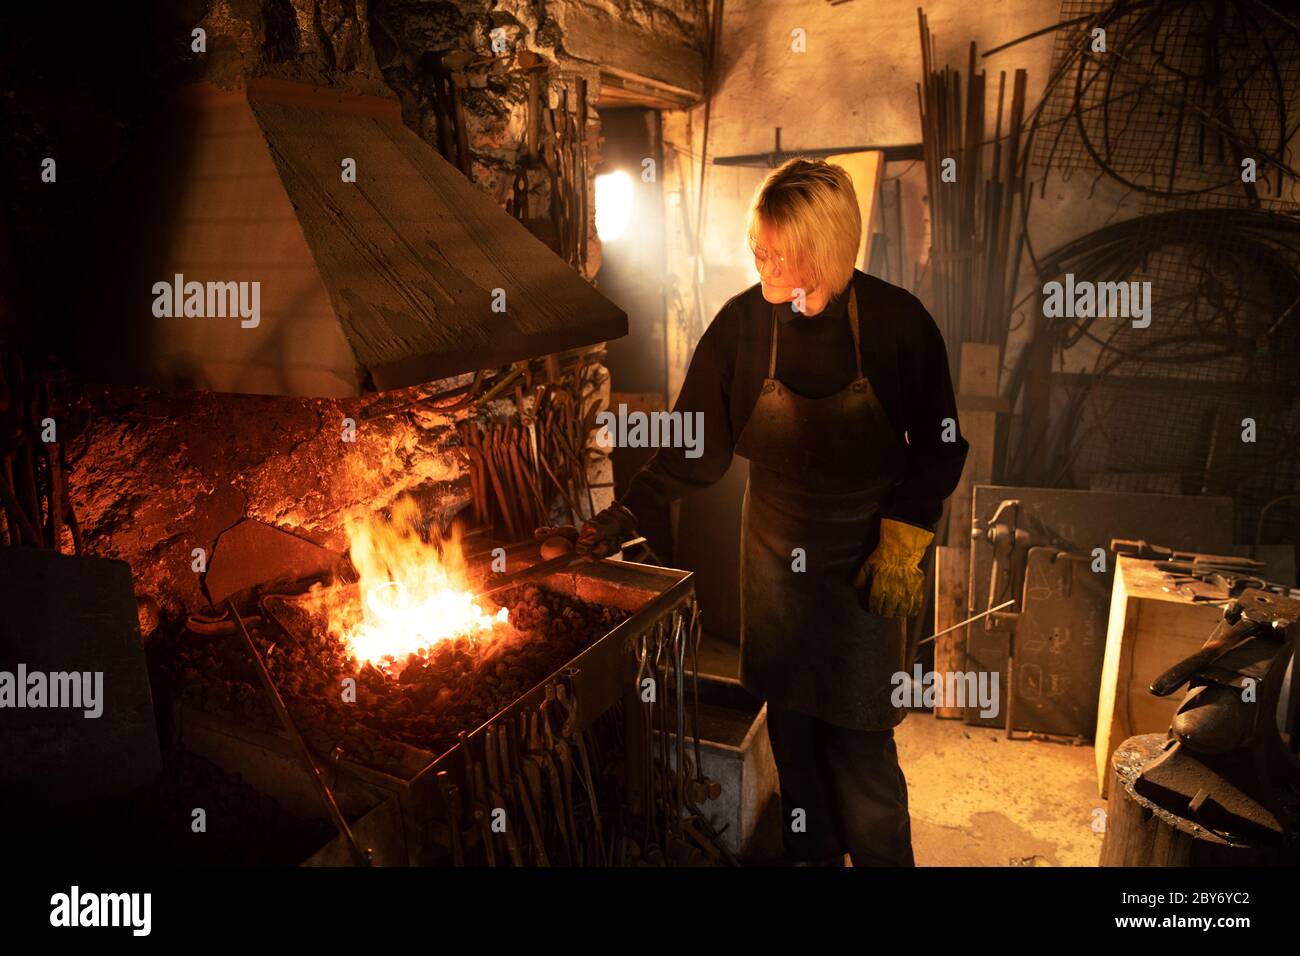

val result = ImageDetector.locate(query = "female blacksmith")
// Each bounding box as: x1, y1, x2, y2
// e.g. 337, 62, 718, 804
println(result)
578, 159, 968, 866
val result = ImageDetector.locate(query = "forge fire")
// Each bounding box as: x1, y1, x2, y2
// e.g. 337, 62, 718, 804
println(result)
2, 0, 1299, 939
314, 500, 515, 671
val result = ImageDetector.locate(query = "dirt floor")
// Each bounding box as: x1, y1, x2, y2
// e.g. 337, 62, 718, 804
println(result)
898, 716, 1103, 866
697, 634, 1105, 866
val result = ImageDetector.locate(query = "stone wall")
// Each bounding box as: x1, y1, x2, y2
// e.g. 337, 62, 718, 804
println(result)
194, 0, 705, 278
61, 380, 474, 628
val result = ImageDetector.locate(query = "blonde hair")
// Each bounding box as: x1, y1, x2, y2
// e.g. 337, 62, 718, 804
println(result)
746, 159, 861, 295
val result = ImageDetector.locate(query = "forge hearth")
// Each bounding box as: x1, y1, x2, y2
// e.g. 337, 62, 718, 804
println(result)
167, 585, 630, 775
163, 548, 696, 865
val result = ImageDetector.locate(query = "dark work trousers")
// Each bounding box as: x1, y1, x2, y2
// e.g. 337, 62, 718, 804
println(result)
765, 703, 915, 866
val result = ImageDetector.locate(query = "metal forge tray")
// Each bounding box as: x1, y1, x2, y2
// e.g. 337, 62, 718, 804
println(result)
176, 549, 696, 864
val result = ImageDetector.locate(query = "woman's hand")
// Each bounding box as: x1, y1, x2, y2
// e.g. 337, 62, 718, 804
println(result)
534, 524, 579, 559
854, 519, 934, 618
576, 504, 638, 559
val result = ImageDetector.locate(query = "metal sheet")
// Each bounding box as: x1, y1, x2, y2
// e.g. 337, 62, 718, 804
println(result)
0, 551, 161, 810
1008, 547, 1110, 736
661, 676, 777, 857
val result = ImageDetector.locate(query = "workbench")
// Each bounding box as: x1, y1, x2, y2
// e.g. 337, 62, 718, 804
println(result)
1094, 556, 1227, 796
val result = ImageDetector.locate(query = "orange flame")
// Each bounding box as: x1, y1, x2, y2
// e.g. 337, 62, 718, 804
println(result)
321, 499, 510, 670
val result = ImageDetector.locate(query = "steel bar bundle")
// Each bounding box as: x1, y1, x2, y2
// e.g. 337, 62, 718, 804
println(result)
917, 8, 1029, 349
459, 356, 604, 537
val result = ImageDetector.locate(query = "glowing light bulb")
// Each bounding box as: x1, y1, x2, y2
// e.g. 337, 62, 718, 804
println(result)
595, 171, 634, 242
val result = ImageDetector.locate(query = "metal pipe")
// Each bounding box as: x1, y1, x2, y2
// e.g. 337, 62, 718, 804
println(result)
916, 599, 1017, 646
226, 600, 372, 867
713, 142, 924, 166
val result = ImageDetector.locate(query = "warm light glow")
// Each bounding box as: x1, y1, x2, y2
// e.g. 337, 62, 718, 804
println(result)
314, 499, 511, 671
595, 171, 634, 241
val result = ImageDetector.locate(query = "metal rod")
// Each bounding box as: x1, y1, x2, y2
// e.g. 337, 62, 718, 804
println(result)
916, 599, 1016, 646
713, 142, 923, 166
226, 600, 372, 867
475, 537, 646, 601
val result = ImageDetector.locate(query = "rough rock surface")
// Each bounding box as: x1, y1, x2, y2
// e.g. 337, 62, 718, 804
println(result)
62, 381, 471, 628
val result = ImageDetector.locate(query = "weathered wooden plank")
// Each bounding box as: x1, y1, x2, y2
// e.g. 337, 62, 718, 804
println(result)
947, 343, 999, 547
933, 545, 968, 718
249, 80, 627, 390
555, 4, 705, 103
825, 151, 885, 272
90, 79, 627, 398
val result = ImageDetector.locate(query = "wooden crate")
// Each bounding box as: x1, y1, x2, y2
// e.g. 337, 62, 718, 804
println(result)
1094, 556, 1223, 796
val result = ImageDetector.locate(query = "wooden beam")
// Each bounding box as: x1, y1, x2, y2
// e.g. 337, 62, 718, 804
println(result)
826, 151, 885, 274
555, 5, 705, 105
595, 72, 698, 110
932, 344, 1000, 717
947, 343, 1001, 547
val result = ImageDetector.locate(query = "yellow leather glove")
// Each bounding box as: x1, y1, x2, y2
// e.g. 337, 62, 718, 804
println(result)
854, 519, 934, 618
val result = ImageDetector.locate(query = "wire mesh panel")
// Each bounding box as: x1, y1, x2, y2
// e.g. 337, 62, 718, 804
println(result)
1033, 0, 1300, 199
1020, 3, 1300, 545
1048, 202, 1300, 544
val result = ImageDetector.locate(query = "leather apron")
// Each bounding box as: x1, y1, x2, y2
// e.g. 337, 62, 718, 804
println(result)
734, 282, 909, 731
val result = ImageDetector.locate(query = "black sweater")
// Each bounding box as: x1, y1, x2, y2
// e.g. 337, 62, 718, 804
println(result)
619, 270, 969, 531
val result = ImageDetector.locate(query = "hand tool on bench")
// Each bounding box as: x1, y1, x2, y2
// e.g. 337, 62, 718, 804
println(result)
1112, 539, 1265, 571
1154, 561, 1300, 600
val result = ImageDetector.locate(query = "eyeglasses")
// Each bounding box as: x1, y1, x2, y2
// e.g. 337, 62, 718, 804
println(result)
750, 241, 786, 279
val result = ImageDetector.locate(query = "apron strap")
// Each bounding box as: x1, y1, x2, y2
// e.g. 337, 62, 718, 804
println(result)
767, 309, 779, 378
848, 281, 864, 379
